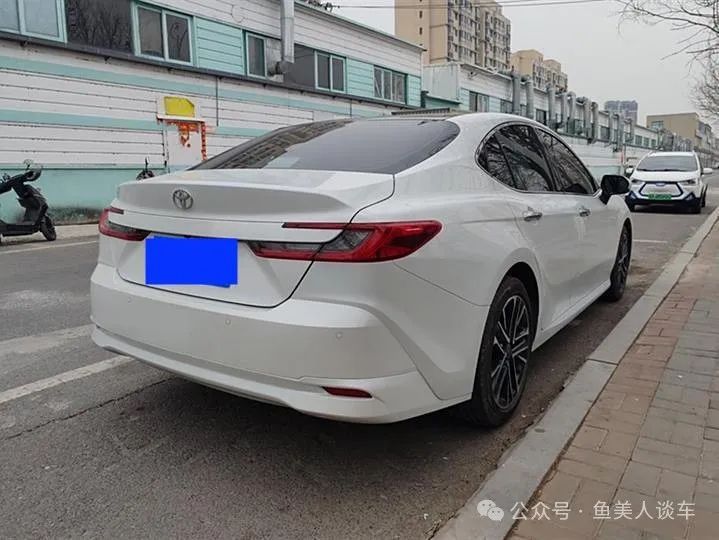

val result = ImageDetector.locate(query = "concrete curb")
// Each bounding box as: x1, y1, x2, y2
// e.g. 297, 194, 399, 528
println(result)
433, 204, 719, 540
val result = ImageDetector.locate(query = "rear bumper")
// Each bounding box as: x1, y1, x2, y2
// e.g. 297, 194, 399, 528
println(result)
91, 264, 460, 423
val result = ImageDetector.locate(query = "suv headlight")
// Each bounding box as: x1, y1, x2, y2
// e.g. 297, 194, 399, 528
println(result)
680, 179, 697, 185
631, 179, 642, 184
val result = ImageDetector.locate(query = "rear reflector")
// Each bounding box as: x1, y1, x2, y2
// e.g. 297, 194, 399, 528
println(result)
98, 207, 149, 241
322, 387, 372, 398
249, 221, 442, 262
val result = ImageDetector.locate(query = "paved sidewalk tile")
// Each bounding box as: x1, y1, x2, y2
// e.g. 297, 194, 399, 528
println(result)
512, 223, 719, 540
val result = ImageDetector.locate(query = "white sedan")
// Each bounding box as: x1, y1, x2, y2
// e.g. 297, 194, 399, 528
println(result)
91, 113, 631, 426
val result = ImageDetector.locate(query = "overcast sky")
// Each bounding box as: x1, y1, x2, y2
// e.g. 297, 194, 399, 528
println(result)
337, 1, 700, 126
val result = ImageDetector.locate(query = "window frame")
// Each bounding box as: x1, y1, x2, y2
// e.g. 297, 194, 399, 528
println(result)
133, 2, 194, 66
373, 66, 407, 104
314, 51, 346, 93
245, 32, 268, 78
2, 0, 66, 42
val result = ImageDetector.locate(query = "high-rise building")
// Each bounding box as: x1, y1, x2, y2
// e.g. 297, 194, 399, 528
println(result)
605, 100, 639, 124
509, 49, 567, 91
395, 0, 511, 71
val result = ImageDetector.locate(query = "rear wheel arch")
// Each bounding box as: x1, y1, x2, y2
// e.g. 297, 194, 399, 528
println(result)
504, 262, 540, 332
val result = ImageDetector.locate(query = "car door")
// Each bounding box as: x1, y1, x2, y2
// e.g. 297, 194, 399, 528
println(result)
535, 128, 617, 298
483, 124, 585, 331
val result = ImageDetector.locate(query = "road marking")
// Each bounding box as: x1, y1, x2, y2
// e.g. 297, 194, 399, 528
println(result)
0, 356, 132, 405
0, 239, 97, 255
635, 239, 669, 244
0, 324, 93, 361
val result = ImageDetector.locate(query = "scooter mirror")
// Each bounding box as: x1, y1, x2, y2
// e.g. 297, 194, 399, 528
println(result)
23, 159, 35, 170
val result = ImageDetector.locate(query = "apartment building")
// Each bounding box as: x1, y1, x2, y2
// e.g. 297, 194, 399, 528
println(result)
510, 49, 567, 91
395, 0, 511, 71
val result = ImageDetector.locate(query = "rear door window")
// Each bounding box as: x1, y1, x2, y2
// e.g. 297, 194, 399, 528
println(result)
477, 135, 517, 189
191, 119, 460, 174
495, 125, 553, 192
537, 130, 597, 195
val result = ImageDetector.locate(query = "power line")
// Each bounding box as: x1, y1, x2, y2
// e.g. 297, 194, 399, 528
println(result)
334, 0, 609, 8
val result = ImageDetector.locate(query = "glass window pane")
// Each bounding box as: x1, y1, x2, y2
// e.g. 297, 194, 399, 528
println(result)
538, 130, 595, 194
331, 57, 344, 91
392, 73, 405, 103
24, 0, 59, 37
247, 35, 265, 76
0, 0, 19, 31
478, 135, 515, 188
166, 14, 190, 62
382, 70, 391, 100
65, 0, 132, 52
284, 45, 315, 88
316, 53, 330, 89
496, 125, 552, 192
138, 7, 163, 58
373, 67, 382, 98
192, 119, 460, 174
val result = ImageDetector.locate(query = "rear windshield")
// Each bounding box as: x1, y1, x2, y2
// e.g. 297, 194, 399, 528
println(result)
191, 119, 460, 174
637, 155, 698, 172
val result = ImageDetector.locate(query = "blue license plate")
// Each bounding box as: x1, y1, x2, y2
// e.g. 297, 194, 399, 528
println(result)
145, 237, 238, 287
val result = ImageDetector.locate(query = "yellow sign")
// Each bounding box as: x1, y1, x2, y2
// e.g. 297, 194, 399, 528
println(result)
163, 96, 196, 118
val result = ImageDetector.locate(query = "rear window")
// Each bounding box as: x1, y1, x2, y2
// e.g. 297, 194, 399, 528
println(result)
637, 155, 698, 172
191, 119, 460, 174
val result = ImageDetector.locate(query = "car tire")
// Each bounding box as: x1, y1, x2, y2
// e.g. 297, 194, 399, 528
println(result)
456, 276, 535, 427
701, 190, 707, 208
603, 226, 631, 302
690, 198, 702, 214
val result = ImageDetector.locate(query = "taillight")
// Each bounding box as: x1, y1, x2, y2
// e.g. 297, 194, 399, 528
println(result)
98, 207, 149, 241
248, 221, 442, 262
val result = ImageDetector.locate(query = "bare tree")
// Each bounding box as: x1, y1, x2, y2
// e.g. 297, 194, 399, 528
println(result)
620, 1, 719, 117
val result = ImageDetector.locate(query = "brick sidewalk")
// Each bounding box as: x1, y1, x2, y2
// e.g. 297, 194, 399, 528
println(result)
511, 223, 719, 540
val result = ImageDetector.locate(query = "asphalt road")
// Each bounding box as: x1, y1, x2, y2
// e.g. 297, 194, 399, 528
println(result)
1, 179, 718, 540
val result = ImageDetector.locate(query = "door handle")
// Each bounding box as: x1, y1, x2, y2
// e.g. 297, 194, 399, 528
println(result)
579, 206, 591, 217
522, 209, 543, 221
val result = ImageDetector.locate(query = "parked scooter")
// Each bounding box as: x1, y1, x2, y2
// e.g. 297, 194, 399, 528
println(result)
0, 161, 56, 244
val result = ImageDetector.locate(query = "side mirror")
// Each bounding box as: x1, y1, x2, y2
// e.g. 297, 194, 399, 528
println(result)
600, 174, 630, 204
702, 167, 713, 175
624, 166, 634, 176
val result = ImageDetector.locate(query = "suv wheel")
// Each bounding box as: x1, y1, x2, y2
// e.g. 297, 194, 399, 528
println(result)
456, 277, 534, 427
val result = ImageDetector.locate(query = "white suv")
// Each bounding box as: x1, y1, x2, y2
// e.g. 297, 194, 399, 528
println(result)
625, 151, 711, 213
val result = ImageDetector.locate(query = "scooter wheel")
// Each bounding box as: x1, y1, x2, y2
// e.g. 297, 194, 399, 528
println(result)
40, 216, 56, 241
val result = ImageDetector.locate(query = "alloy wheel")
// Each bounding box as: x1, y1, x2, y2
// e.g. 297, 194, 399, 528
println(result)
616, 230, 630, 287
490, 295, 530, 411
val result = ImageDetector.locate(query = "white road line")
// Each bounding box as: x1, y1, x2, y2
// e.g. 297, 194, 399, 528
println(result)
0, 356, 132, 405
635, 239, 669, 244
0, 324, 94, 361
0, 239, 98, 255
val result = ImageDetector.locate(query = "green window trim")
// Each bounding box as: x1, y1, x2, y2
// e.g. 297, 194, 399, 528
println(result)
245, 32, 267, 78
1, 0, 66, 42
132, 2, 194, 67
315, 51, 346, 93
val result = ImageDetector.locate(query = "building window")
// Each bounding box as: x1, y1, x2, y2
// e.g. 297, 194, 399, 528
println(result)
650, 120, 664, 130
135, 4, 192, 64
419, 27, 422, 35
316, 52, 345, 92
419, 10, 422, 18
1, 0, 64, 40
499, 100, 512, 114
374, 67, 406, 103
65, 0, 132, 52
246, 34, 266, 77
535, 109, 547, 125
600, 126, 610, 140
470, 91, 489, 112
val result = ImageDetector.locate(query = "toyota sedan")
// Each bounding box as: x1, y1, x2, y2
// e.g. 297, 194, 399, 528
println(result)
91, 113, 631, 426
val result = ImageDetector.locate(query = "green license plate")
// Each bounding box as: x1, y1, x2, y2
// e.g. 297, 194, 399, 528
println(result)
647, 193, 672, 200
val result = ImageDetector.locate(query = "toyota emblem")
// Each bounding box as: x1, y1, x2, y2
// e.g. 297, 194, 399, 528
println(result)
172, 189, 193, 210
